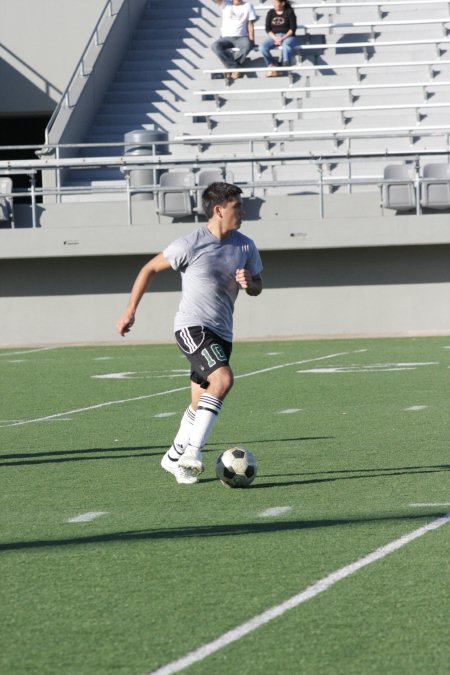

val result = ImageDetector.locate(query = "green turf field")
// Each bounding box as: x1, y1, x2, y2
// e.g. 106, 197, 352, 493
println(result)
0, 337, 449, 675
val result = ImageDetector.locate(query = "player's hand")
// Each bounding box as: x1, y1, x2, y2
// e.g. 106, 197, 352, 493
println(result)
116, 312, 135, 336
235, 268, 250, 289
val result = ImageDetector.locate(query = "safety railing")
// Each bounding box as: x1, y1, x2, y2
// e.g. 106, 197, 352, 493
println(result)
1, 139, 450, 225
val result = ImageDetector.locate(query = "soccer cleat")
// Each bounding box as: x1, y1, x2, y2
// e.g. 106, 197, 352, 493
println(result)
161, 450, 199, 484
161, 451, 179, 477
175, 465, 199, 485
178, 451, 204, 477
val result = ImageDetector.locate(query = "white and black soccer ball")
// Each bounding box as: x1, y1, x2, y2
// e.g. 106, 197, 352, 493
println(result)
215, 447, 257, 488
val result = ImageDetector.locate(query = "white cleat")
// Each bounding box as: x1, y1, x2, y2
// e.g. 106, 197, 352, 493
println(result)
175, 465, 199, 485
161, 450, 199, 485
178, 453, 204, 476
161, 451, 179, 477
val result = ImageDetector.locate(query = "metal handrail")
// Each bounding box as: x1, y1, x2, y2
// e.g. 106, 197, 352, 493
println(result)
2, 146, 450, 226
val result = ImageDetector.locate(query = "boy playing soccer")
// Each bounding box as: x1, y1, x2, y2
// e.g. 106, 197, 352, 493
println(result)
116, 182, 263, 484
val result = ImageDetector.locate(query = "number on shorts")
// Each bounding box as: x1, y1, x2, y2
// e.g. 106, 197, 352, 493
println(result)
201, 343, 227, 368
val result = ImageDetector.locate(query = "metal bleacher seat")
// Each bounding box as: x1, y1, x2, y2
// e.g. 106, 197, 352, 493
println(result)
420, 163, 450, 210
0, 177, 14, 227
157, 170, 195, 218
381, 164, 416, 212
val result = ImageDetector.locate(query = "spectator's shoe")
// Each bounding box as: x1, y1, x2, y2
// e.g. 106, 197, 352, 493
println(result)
266, 65, 279, 77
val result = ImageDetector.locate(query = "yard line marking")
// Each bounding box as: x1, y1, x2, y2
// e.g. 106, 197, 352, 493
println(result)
0, 350, 356, 428
410, 503, 450, 507
66, 511, 108, 523
0, 386, 190, 428
279, 408, 302, 414
258, 507, 292, 517
405, 406, 427, 411
147, 513, 450, 675
0, 346, 65, 358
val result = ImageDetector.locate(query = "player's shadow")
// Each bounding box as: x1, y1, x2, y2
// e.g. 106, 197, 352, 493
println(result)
0, 510, 448, 553
0, 445, 166, 467
246, 463, 450, 489
0, 436, 331, 467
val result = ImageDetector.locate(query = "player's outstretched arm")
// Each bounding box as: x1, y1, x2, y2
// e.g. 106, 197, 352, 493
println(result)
116, 252, 172, 336
235, 269, 263, 296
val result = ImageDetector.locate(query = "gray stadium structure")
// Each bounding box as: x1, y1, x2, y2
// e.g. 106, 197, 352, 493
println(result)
1, 0, 450, 345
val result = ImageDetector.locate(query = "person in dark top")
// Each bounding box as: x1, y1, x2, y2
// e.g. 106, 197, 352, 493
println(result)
260, 0, 297, 77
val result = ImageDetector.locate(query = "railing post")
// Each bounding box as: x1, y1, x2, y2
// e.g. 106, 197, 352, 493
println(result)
318, 162, 324, 219
124, 170, 132, 225
56, 146, 61, 204
30, 172, 37, 228
415, 157, 421, 215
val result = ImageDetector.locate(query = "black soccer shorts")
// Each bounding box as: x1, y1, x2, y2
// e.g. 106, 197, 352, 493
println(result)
175, 325, 232, 388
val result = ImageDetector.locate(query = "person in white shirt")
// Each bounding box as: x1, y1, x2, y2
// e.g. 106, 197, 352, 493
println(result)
212, 0, 256, 79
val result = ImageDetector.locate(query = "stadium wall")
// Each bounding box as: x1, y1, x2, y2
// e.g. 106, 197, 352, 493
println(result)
0, 0, 104, 114
1, 246, 450, 346
2, 199, 450, 345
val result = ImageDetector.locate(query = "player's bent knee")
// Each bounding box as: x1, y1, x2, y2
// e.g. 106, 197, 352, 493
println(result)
209, 366, 234, 398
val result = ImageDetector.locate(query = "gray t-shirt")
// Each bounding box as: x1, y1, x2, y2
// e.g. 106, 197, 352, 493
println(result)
163, 225, 262, 341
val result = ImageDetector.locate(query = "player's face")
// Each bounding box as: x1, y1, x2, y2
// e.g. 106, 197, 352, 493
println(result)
221, 197, 244, 231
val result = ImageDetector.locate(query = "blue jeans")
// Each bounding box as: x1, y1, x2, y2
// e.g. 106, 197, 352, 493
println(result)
212, 36, 252, 68
260, 34, 297, 66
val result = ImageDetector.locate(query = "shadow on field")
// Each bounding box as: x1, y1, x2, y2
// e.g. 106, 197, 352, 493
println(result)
0, 444, 166, 467
0, 510, 448, 553
248, 463, 450, 489
0, 436, 330, 467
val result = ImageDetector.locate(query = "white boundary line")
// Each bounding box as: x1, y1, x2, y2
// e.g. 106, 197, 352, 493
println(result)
147, 513, 450, 675
0, 350, 356, 429
66, 511, 109, 523
0, 346, 65, 358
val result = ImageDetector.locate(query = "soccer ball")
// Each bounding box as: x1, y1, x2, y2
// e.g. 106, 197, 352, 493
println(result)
215, 447, 257, 488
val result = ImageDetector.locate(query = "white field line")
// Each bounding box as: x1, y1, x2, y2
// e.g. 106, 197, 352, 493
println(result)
0, 350, 356, 429
0, 346, 65, 358
66, 511, 108, 523
258, 506, 292, 517
147, 513, 450, 675
410, 502, 450, 507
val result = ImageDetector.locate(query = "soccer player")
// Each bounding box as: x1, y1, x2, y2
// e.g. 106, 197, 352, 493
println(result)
116, 182, 263, 484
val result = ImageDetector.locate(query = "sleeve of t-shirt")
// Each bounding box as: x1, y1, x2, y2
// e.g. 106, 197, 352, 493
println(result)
247, 242, 263, 276
163, 237, 190, 272
247, 3, 257, 21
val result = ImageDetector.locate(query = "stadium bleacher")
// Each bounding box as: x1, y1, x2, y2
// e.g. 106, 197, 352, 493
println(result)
1, 0, 450, 214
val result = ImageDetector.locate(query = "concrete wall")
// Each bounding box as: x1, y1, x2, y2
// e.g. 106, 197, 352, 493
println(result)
1, 192, 450, 346
1, 246, 449, 346
0, 0, 104, 114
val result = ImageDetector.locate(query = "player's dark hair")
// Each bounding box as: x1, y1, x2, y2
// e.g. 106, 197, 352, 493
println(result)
202, 182, 243, 219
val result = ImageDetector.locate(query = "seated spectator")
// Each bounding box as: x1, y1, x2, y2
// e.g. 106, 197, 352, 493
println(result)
260, 0, 297, 77
212, 0, 256, 80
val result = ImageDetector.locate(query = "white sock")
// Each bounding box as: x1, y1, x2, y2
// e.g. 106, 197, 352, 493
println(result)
167, 406, 196, 461
184, 394, 222, 458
